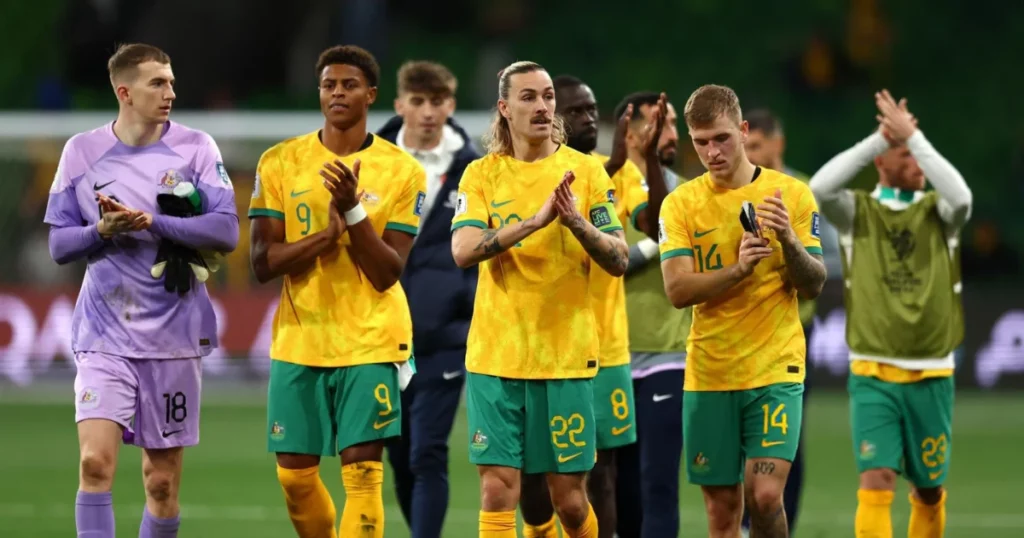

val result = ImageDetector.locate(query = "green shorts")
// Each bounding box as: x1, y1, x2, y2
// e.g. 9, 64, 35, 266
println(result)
466, 372, 596, 474
684, 383, 804, 486
849, 374, 954, 487
266, 360, 402, 456
593, 364, 637, 450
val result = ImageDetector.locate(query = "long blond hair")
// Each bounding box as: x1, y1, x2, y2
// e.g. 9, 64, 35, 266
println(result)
483, 61, 567, 156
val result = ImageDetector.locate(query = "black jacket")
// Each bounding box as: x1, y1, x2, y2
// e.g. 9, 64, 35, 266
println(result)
377, 116, 481, 374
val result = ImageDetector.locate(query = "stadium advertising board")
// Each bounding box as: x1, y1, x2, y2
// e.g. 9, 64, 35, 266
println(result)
1, 283, 1021, 389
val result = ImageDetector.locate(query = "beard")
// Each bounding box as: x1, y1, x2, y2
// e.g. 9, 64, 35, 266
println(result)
659, 146, 677, 167
568, 133, 598, 154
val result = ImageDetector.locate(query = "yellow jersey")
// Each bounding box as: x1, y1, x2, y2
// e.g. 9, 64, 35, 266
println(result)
658, 168, 822, 391
590, 154, 647, 367
451, 145, 623, 379
249, 132, 427, 367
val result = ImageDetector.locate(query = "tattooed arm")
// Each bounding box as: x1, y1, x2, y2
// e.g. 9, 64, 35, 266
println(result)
780, 234, 826, 299
565, 215, 629, 276
451, 217, 546, 268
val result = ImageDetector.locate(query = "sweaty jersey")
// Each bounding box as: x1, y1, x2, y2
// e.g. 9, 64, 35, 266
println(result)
590, 154, 647, 367
659, 168, 822, 391
249, 132, 426, 368
452, 145, 622, 379
843, 188, 962, 381
44, 121, 236, 359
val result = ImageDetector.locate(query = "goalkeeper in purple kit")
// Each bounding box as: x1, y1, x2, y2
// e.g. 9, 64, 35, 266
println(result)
44, 43, 239, 538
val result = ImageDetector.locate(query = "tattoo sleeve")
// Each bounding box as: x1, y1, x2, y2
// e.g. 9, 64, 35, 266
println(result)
568, 215, 629, 276
781, 237, 826, 298
474, 228, 505, 256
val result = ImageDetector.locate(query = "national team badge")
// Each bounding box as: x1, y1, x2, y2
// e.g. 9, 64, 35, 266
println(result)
606, 189, 616, 203
78, 387, 100, 410
692, 452, 710, 473
270, 421, 286, 441
361, 191, 381, 206
860, 440, 876, 460
470, 430, 489, 452
159, 169, 184, 189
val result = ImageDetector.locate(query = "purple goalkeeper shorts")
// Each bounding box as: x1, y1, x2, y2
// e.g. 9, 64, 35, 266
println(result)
73, 351, 202, 449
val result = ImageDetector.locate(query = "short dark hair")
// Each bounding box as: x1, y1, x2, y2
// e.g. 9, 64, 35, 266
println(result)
397, 61, 457, 97
613, 91, 661, 122
107, 43, 171, 83
745, 108, 782, 136
552, 74, 585, 92
316, 45, 380, 87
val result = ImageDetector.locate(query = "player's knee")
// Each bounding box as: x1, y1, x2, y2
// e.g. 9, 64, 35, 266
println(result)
749, 481, 784, 513
143, 470, 175, 503
277, 465, 319, 495
859, 468, 898, 491
702, 487, 742, 532
551, 485, 589, 529
912, 486, 944, 505
79, 449, 116, 488
479, 467, 519, 512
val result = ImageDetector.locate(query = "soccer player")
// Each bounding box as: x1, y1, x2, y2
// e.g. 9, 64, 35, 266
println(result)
516, 75, 665, 538
44, 43, 239, 538
660, 85, 826, 538
377, 60, 481, 538
249, 45, 426, 538
739, 107, 823, 536
809, 90, 970, 538
611, 91, 688, 538
450, 61, 629, 538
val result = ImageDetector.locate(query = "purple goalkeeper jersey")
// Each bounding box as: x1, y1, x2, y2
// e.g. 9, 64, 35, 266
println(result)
44, 121, 239, 359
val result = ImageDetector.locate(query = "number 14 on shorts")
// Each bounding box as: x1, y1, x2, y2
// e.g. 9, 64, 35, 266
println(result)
761, 403, 788, 447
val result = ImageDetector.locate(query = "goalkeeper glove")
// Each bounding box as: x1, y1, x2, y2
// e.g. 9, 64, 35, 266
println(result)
151, 190, 209, 295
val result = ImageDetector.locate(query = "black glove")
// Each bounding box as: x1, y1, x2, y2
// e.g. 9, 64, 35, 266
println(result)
152, 193, 205, 296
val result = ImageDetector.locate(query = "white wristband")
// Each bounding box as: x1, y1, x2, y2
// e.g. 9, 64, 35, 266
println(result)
344, 203, 367, 225
637, 238, 659, 260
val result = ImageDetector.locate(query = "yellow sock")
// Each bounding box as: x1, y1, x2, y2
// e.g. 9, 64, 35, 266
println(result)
856, 489, 894, 538
339, 461, 384, 538
480, 510, 517, 538
908, 490, 946, 538
561, 504, 598, 538
523, 513, 560, 538
276, 465, 337, 538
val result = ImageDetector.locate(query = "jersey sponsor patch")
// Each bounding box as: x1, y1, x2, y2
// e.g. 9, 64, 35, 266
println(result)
414, 191, 426, 216
811, 212, 821, 239
216, 162, 232, 187
590, 205, 612, 228
252, 173, 262, 199
455, 192, 468, 216
658, 218, 667, 244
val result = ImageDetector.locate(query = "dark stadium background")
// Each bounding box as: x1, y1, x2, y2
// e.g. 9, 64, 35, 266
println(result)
1, 1, 1022, 536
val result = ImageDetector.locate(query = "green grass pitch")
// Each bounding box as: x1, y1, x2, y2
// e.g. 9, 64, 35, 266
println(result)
2, 385, 1021, 537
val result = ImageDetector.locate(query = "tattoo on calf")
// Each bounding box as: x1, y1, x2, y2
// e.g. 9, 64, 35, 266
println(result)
750, 505, 788, 538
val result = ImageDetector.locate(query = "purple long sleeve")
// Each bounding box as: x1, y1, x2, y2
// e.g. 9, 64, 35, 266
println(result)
149, 212, 239, 252
49, 224, 106, 265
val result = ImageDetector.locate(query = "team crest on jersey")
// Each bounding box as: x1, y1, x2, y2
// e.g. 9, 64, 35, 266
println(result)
270, 421, 286, 441
159, 169, 184, 189
252, 173, 262, 199
216, 162, 232, 187
658, 218, 667, 244
859, 440, 876, 460
606, 189, 616, 203
414, 191, 426, 216
455, 192, 468, 216
470, 430, 489, 452
811, 212, 821, 239
361, 191, 380, 206
692, 452, 710, 474
78, 387, 100, 410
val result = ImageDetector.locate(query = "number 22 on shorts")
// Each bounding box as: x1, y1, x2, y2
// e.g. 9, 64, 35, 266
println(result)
761, 403, 788, 447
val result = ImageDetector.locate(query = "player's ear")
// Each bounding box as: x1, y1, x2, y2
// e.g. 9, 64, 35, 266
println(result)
498, 99, 510, 120
394, 97, 403, 116
367, 86, 378, 106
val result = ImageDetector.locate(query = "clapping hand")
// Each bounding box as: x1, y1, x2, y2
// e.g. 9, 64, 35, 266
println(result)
321, 159, 362, 212
97, 193, 151, 237
757, 189, 795, 243
875, 89, 919, 145
552, 172, 582, 227
536, 171, 575, 227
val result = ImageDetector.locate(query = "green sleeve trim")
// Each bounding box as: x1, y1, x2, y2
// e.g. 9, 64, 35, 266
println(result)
385, 222, 419, 236
451, 219, 487, 232
805, 246, 823, 256
630, 201, 649, 229
248, 208, 285, 220
660, 248, 694, 261
598, 225, 624, 233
